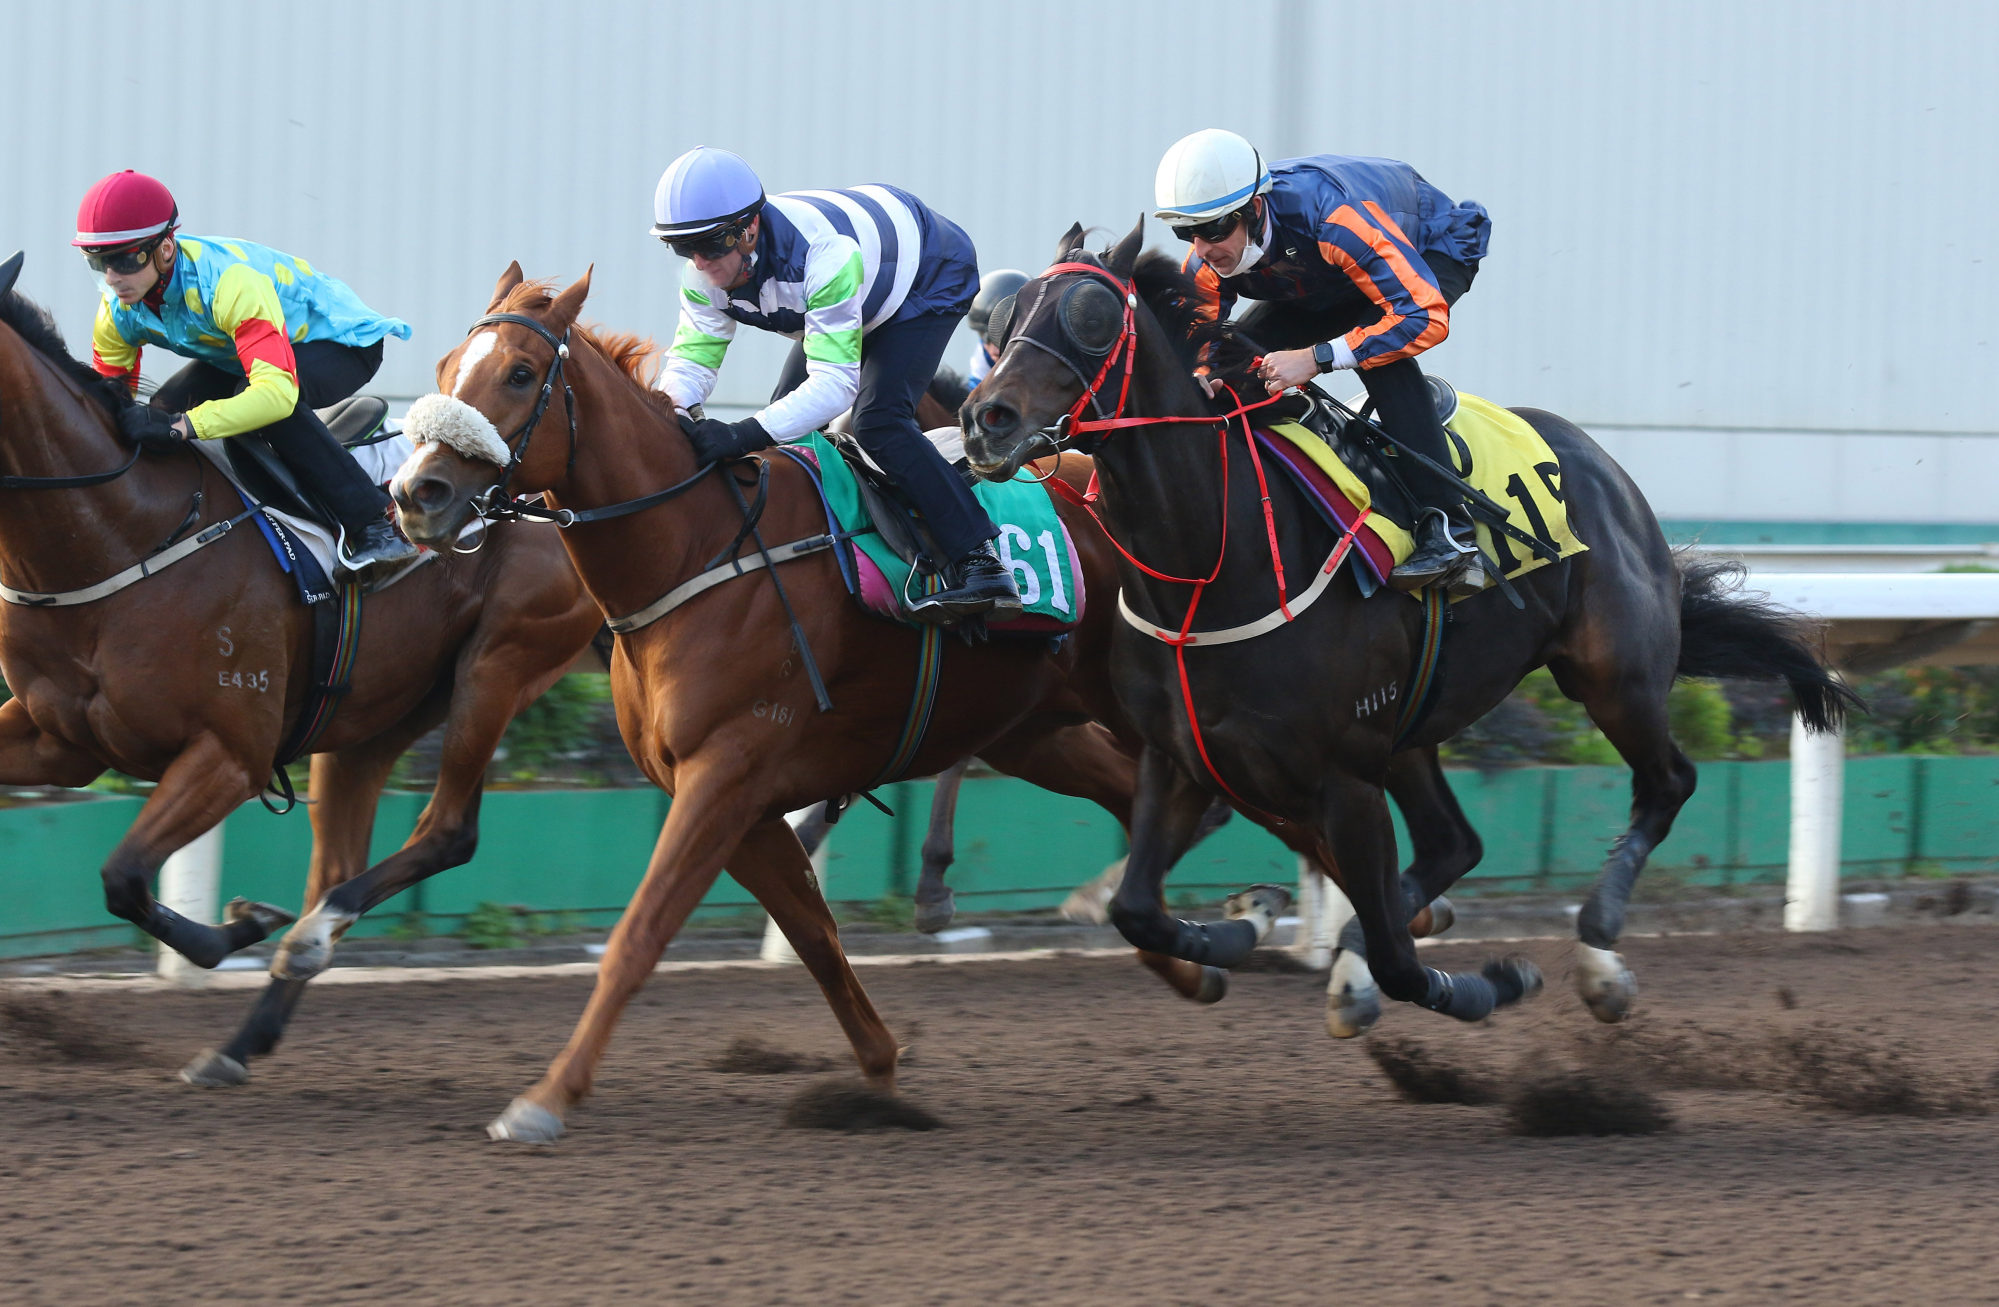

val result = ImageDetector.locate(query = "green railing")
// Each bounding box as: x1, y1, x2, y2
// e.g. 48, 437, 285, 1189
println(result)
6, 755, 1999, 959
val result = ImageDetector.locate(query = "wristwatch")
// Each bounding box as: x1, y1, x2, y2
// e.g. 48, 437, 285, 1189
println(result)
1312, 341, 1339, 373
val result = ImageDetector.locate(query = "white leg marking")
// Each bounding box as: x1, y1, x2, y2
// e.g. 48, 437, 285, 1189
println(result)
451, 330, 498, 396
1325, 948, 1382, 1038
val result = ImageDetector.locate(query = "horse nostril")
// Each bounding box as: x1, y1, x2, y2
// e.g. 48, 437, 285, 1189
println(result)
976, 401, 1018, 435
409, 476, 453, 512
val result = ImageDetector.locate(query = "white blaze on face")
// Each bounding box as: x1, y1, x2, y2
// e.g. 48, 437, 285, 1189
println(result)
451, 330, 499, 397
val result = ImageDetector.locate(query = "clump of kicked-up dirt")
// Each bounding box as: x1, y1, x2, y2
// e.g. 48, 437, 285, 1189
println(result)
1365, 1035, 1500, 1106
782, 1080, 944, 1133
0, 994, 151, 1065
1770, 1025, 1993, 1118
707, 1036, 837, 1076
1505, 1068, 1676, 1137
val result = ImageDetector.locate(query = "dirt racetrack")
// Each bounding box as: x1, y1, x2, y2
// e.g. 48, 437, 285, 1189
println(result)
6, 924, 1999, 1306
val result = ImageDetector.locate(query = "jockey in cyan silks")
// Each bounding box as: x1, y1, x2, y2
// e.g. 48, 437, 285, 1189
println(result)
1158, 129, 1494, 596
75, 169, 419, 579
652, 146, 1021, 624
965, 268, 1028, 388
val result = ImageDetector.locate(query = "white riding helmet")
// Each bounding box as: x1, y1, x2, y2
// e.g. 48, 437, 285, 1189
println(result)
1153, 129, 1273, 225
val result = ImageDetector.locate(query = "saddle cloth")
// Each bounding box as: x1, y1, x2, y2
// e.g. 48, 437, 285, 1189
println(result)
782, 431, 1085, 632
1257, 387, 1587, 600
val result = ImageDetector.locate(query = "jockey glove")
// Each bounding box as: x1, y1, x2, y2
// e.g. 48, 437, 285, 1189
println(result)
117, 404, 186, 452
683, 415, 772, 465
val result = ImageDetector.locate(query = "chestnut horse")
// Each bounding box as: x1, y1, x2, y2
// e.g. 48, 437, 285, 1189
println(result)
389, 264, 1335, 1142
0, 253, 602, 1084
963, 224, 1855, 1033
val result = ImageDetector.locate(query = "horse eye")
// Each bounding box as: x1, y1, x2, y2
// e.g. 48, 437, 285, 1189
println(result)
508, 365, 534, 387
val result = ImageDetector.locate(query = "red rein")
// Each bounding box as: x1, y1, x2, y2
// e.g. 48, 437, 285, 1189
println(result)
1031, 263, 1292, 821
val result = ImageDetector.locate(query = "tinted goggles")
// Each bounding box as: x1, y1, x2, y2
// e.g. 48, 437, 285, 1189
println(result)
83, 242, 158, 276
1170, 210, 1244, 244
662, 223, 747, 261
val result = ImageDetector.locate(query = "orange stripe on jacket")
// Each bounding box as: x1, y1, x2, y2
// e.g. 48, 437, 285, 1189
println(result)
1318, 203, 1450, 368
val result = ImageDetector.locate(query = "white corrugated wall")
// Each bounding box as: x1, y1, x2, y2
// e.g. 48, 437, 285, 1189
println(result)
2, 0, 1993, 513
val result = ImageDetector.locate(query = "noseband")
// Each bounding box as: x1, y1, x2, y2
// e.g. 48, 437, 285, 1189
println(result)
465, 312, 578, 521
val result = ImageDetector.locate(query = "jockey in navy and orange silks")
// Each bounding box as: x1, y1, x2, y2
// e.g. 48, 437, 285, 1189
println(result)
74, 170, 418, 578
1159, 130, 1492, 595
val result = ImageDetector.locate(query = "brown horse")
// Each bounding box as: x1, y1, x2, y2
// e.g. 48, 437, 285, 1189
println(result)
0, 253, 602, 1084
389, 264, 1318, 1142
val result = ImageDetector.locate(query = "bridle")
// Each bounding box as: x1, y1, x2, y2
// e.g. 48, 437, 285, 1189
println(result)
457, 312, 718, 531
992, 260, 1141, 456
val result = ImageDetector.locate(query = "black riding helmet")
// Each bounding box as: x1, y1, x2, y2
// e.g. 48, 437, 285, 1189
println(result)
967, 269, 1029, 340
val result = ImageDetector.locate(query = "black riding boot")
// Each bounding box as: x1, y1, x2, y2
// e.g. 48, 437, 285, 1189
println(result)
1390, 506, 1485, 596
904, 540, 1024, 624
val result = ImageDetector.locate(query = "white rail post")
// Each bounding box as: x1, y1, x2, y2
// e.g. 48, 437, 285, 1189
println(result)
1785, 710, 1845, 932
156, 823, 225, 986
1294, 855, 1351, 971
762, 806, 831, 963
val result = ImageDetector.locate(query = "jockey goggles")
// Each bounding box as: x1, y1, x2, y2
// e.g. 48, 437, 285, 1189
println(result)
82, 241, 160, 276
1170, 209, 1245, 244
662, 220, 749, 261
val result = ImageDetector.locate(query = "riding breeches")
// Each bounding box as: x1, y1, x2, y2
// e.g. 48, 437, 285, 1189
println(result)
1234, 254, 1477, 514
151, 340, 389, 531
771, 312, 998, 565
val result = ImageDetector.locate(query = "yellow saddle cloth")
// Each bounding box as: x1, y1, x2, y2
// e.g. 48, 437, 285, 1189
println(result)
1263, 389, 1587, 597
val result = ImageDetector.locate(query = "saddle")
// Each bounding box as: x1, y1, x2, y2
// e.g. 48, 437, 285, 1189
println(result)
211, 395, 392, 531
1263, 374, 1469, 536
822, 431, 955, 577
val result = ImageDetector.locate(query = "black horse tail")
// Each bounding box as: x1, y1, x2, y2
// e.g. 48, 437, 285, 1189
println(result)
1675, 555, 1862, 733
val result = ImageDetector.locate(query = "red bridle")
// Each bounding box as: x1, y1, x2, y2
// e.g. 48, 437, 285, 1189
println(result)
1001, 260, 1305, 822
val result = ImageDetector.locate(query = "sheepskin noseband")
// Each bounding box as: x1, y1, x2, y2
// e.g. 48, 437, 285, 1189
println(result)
403, 393, 510, 468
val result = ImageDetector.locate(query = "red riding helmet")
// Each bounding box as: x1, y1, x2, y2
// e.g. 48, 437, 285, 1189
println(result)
73, 170, 179, 249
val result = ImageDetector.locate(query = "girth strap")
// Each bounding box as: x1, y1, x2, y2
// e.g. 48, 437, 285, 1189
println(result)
1390, 587, 1447, 749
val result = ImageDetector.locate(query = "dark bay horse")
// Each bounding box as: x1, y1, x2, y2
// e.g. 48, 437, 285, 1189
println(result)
963, 223, 1855, 1033
0, 254, 602, 1083
389, 264, 1327, 1142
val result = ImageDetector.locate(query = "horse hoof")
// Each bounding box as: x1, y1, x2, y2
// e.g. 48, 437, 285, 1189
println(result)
178, 1049, 248, 1088
1325, 950, 1382, 1039
912, 891, 957, 935
486, 1097, 565, 1144
1483, 955, 1544, 1007
1223, 883, 1294, 946
225, 898, 297, 937
1575, 943, 1637, 1023
271, 927, 331, 982
1194, 965, 1228, 1005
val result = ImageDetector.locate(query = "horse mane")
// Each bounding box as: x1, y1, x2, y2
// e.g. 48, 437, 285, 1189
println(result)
1126, 249, 1264, 392
0, 288, 128, 416
496, 279, 669, 406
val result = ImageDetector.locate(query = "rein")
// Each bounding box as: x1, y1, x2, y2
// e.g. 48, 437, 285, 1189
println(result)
999, 260, 1304, 819
0, 443, 141, 491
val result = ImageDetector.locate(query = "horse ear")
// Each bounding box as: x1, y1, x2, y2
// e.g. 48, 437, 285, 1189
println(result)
0, 251, 22, 300
547, 265, 594, 331
1106, 217, 1144, 279
488, 261, 525, 311
1053, 222, 1086, 263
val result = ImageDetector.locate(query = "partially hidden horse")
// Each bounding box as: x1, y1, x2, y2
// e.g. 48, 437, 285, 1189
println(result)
0, 252, 603, 1084
388, 264, 1383, 1142
963, 223, 1856, 1034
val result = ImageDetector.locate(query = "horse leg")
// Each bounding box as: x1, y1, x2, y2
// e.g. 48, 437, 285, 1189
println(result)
183, 712, 436, 1086
0, 698, 106, 788
487, 758, 757, 1144
1317, 772, 1541, 1032
1553, 657, 1699, 1023
1103, 744, 1288, 972
912, 758, 969, 934
981, 722, 1230, 1003
97, 735, 293, 968
729, 817, 899, 1085
275, 633, 577, 980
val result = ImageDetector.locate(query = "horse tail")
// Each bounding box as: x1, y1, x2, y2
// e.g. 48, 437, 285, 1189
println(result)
1674, 554, 1862, 733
